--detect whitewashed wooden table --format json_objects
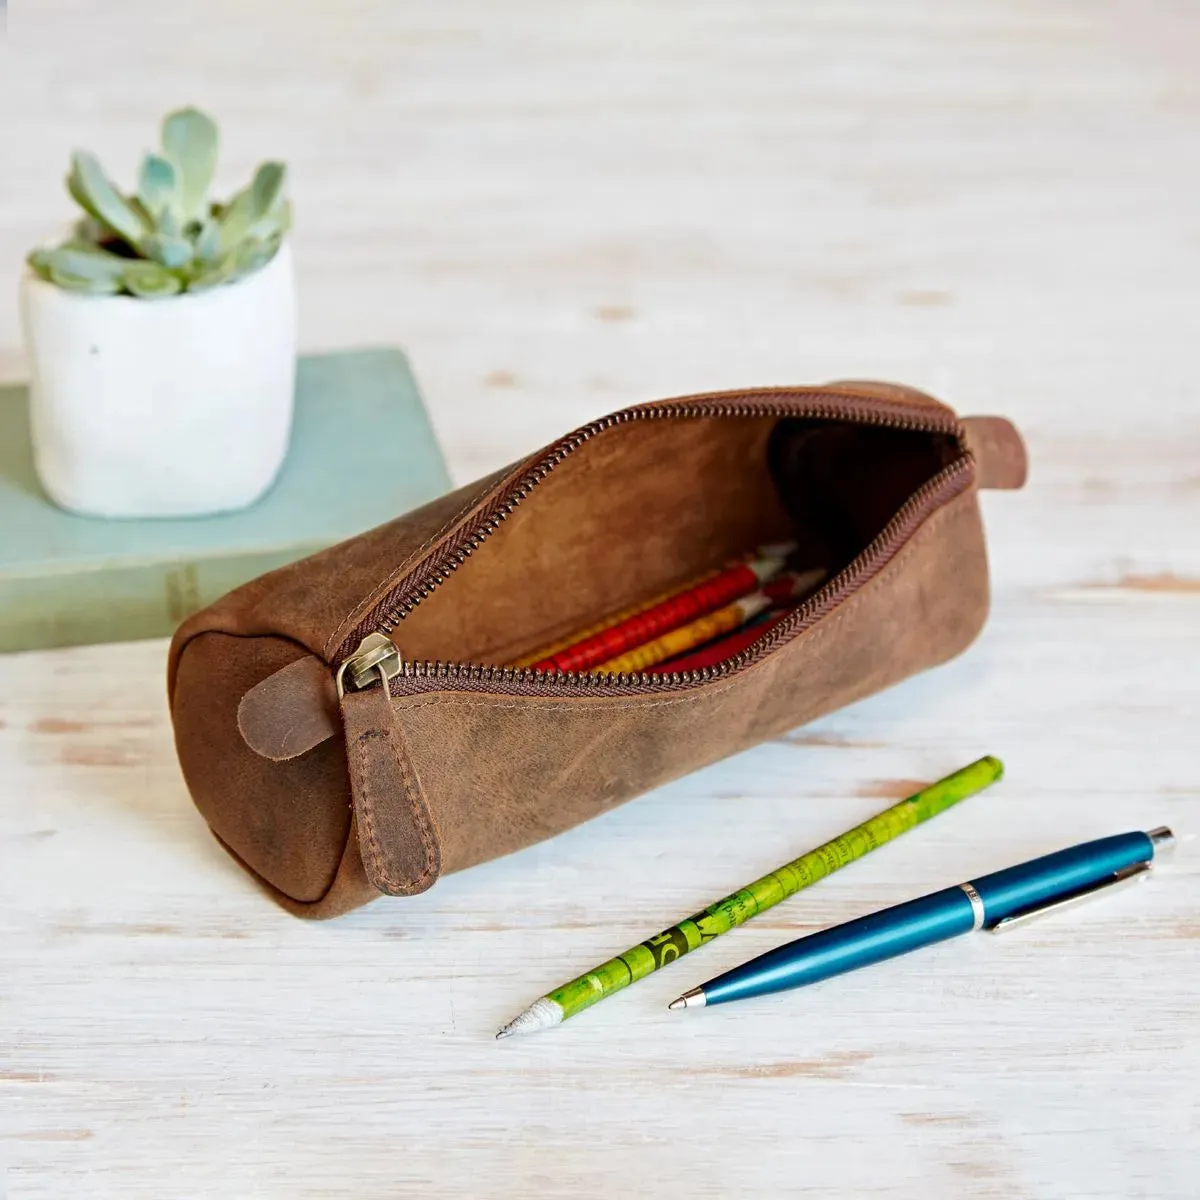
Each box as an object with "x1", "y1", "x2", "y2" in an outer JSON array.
[{"x1": 2, "y1": 3, "x2": 1198, "y2": 1197}]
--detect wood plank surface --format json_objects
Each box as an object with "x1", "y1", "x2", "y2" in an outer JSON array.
[{"x1": 1, "y1": 3, "x2": 1197, "y2": 1197}]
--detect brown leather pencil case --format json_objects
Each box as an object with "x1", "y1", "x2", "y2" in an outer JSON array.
[{"x1": 168, "y1": 381, "x2": 1026, "y2": 918}]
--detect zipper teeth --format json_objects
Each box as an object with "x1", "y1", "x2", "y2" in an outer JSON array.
[
  {"x1": 340, "y1": 390, "x2": 961, "y2": 656},
  {"x1": 387, "y1": 454, "x2": 972, "y2": 695}
]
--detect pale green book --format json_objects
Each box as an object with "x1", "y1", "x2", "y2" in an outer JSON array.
[{"x1": 0, "y1": 347, "x2": 452, "y2": 653}]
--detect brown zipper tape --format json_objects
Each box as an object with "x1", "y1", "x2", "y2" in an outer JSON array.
[
  {"x1": 237, "y1": 406, "x2": 1023, "y2": 763},
  {"x1": 331, "y1": 386, "x2": 964, "y2": 661}
]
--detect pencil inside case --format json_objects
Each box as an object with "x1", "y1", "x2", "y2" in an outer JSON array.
[
  {"x1": 397, "y1": 413, "x2": 961, "y2": 671},
  {"x1": 646, "y1": 609, "x2": 791, "y2": 675},
  {"x1": 172, "y1": 384, "x2": 1026, "y2": 916}
]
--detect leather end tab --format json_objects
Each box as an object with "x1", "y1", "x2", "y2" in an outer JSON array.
[
  {"x1": 342, "y1": 687, "x2": 442, "y2": 897},
  {"x1": 238, "y1": 654, "x2": 340, "y2": 761},
  {"x1": 962, "y1": 416, "x2": 1028, "y2": 490}
]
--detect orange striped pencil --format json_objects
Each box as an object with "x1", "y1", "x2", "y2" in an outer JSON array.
[
  {"x1": 532, "y1": 551, "x2": 791, "y2": 674},
  {"x1": 511, "y1": 569, "x2": 723, "y2": 667},
  {"x1": 592, "y1": 567, "x2": 825, "y2": 675},
  {"x1": 515, "y1": 542, "x2": 797, "y2": 670}
]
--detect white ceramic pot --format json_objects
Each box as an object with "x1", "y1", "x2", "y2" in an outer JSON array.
[{"x1": 19, "y1": 242, "x2": 297, "y2": 518}]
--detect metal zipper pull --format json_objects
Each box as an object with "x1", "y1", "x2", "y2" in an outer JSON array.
[{"x1": 335, "y1": 632, "x2": 402, "y2": 699}]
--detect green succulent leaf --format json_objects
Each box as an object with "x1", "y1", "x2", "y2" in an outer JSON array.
[
  {"x1": 26, "y1": 248, "x2": 54, "y2": 280},
  {"x1": 215, "y1": 162, "x2": 288, "y2": 254},
  {"x1": 241, "y1": 216, "x2": 281, "y2": 247},
  {"x1": 137, "y1": 153, "x2": 181, "y2": 222},
  {"x1": 68, "y1": 152, "x2": 151, "y2": 251},
  {"x1": 144, "y1": 233, "x2": 194, "y2": 269},
  {"x1": 251, "y1": 162, "x2": 286, "y2": 216},
  {"x1": 66, "y1": 170, "x2": 94, "y2": 221},
  {"x1": 186, "y1": 254, "x2": 238, "y2": 291},
  {"x1": 42, "y1": 107, "x2": 290, "y2": 298},
  {"x1": 243, "y1": 199, "x2": 292, "y2": 246},
  {"x1": 237, "y1": 230, "x2": 283, "y2": 277},
  {"x1": 157, "y1": 207, "x2": 182, "y2": 238},
  {"x1": 127, "y1": 195, "x2": 154, "y2": 226},
  {"x1": 193, "y1": 217, "x2": 222, "y2": 263},
  {"x1": 71, "y1": 214, "x2": 110, "y2": 246},
  {"x1": 161, "y1": 107, "x2": 219, "y2": 226},
  {"x1": 122, "y1": 261, "x2": 184, "y2": 298},
  {"x1": 49, "y1": 265, "x2": 123, "y2": 295},
  {"x1": 34, "y1": 245, "x2": 131, "y2": 286},
  {"x1": 215, "y1": 198, "x2": 253, "y2": 251}
]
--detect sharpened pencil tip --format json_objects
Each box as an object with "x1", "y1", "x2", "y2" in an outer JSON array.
[{"x1": 494, "y1": 996, "x2": 565, "y2": 1040}]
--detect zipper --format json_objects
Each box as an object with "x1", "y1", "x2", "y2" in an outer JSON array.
[{"x1": 334, "y1": 389, "x2": 974, "y2": 699}]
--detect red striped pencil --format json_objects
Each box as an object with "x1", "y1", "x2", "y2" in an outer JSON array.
[
  {"x1": 531, "y1": 551, "x2": 791, "y2": 674},
  {"x1": 593, "y1": 567, "x2": 824, "y2": 675},
  {"x1": 511, "y1": 568, "x2": 723, "y2": 667},
  {"x1": 513, "y1": 542, "x2": 796, "y2": 667}
]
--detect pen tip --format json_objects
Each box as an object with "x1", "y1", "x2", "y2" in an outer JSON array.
[
  {"x1": 668, "y1": 997, "x2": 686, "y2": 1011},
  {"x1": 495, "y1": 1029, "x2": 512, "y2": 1040},
  {"x1": 668, "y1": 988, "x2": 707, "y2": 1010}
]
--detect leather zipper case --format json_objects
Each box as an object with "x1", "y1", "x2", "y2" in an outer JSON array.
[{"x1": 168, "y1": 381, "x2": 1027, "y2": 918}]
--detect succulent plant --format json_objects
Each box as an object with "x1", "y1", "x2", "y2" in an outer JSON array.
[{"x1": 27, "y1": 107, "x2": 290, "y2": 299}]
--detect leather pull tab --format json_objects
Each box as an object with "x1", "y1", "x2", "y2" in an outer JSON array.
[
  {"x1": 239, "y1": 655, "x2": 340, "y2": 761},
  {"x1": 962, "y1": 416, "x2": 1028, "y2": 490},
  {"x1": 342, "y1": 683, "x2": 442, "y2": 897}
]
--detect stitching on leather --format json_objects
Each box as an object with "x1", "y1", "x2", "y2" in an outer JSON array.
[
  {"x1": 354, "y1": 727, "x2": 438, "y2": 893},
  {"x1": 354, "y1": 730, "x2": 397, "y2": 890},
  {"x1": 323, "y1": 473, "x2": 517, "y2": 660},
  {"x1": 388, "y1": 492, "x2": 975, "y2": 720},
  {"x1": 391, "y1": 730, "x2": 441, "y2": 884}
]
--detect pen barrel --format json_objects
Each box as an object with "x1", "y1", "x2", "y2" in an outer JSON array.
[
  {"x1": 969, "y1": 831, "x2": 1155, "y2": 924},
  {"x1": 515, "y1": 757, "x2": 1003, "y2": 1031},
  {"x1": 691, "y1": 826, "x2": 1160, "y2": 1012},
  {"x1": 702, "y1": 887, "x2": 976, "y2": 1005}
]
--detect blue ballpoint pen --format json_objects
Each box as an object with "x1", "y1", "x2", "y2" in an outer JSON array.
[{"x1": 669, "y1": 827, "x2": 1175, "y2": 1011}]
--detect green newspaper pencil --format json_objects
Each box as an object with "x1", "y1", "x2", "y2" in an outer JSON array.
[{"x1": 496, "y1": 755, "x2": 1003, "y2": 1038}]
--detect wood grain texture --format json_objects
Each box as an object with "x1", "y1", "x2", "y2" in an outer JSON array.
[{"x1": 1, "y1": 2, "x2": 1198, "y2": 1197}]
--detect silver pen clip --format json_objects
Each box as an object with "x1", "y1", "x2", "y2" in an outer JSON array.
[
  {"x1": 989, "y1": 861, "x2": 1151, "y2": 933},
  {"x1": 990, "y1": 825, "x2": 1174, "y2": 933}
]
